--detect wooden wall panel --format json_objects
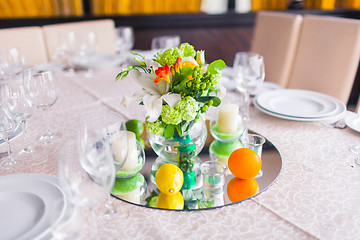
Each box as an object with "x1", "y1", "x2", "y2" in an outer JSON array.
[{"x1": 134, "y1": 27, "x2": 253, "y2": 66}]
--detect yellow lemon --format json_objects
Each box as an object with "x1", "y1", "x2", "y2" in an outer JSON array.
[
  {"x1": 157, "y1": 192, "x2": 184, "y2": 210},
  {"x1": 155, "y1": 163, "x2": 183, "y2": 195}
]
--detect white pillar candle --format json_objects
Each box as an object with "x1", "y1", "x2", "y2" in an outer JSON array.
[
  {"x1": 217, "y1": 103, "x2": 239, "y2": 134},
  {"x1": 112, "y1": 131, "x2": 138, "y2": 171}
]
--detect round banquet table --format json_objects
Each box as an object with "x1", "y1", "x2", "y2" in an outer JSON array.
[{"x1": 0, "y1": 65, "x2": 359, "y2": 240}]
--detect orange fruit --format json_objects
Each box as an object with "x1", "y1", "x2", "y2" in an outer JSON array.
[
  {"x1": 228, "y1": 148, "x2": 262, "y2": 179},
  {"x1": 181, "y1": 60, "x2": 196, "y2": 69},
  {"x1": 227, "y1": 177, "x2": 259, "y2": 203}
]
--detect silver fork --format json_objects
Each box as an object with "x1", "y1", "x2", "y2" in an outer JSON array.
[{"x1": 327, "y1": 119, "x2": 347, "y2": 129}]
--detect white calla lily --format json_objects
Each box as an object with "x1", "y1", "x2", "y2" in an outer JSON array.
[{"x1": 121, "y1": 63, "x2": 181, "y2": 122}]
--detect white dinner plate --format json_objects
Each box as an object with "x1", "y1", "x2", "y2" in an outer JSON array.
[
  {"x1": 254, "y1": 96, "x2": 346, "y2": 122},
  {"x1": 345, "y1": 115, "x2": 360, "y2": 133},
  {"x1": 256, "y1": 89, "x2": 341, "y2": 119},
  {"x1": 71, "y1": 54, "x2": 125, "y2": 69},
  {"x1": 0, "y1": 174, "x2": 67, "y2": 240},
  {"x1": 0, "y1": 192, "x2": 45, "y2": 240}
]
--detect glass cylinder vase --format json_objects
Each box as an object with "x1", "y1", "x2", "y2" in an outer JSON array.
[{"x1": 148, "y1": 117, "x2": 207, "y2": 209}]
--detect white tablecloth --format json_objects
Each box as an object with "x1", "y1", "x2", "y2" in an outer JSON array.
[{"x1": 1, "y1": 66, "x2": 359, "y2": 240}]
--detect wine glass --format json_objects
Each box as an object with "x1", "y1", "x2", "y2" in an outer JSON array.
[
  {"x1": 57, "y1": 140, "x2": 108, "y2": 239},
  {"x1": 79, "y1": 31, "x2": 98, "y2": 78},
  {"x1": 233, "y1": 52, "x2": 265, "y2": 137},
  {"x1": 59, "y1": 31, "x2": 79, "y2": 77},
  {"x1": 77, "y1": 110, "x2": 128, "y2": 217},
  {"x1": 151, "y1": 35, "x2": 180, "y2": 51},
  {"x1": 349, "y1": 107, "x2": 360, "y2": 166},
  {"x1": 32, "y1": 70, "x2": 61, "y2": 143},
  {"x1": 0, "y1": 48, "x2": 25, "y2": 78},
  {"x1": 0, "y1": 106, "x2": 19, "y2": 169},
  {"x1": 1, "y1": 69, "x2": 37, "y2": 155},
  {"x1": 115, "y1": 26, "x2": 134, "y2": 56}
]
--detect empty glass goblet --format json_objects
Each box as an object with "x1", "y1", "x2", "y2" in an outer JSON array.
[
  {"x1": 77, "y1": 110, "x2": 128, "y2": 217},
  {"x1": 58, "y1": 140, "x2": 109, "y2": 239},
  {"x1": 151, "y1": 35, "x2": 180, "y2": 51},
  {"x1": 233, "y1": 52, "x2": 265, "y2": 137},
  {"x1": 0, "y1": 106, "x2": 19, "y2": 169},
  {"x1": 1, "y1": 69, "x2": 37, "y2": 155},
  {"x1": 349, "y1": 107, "x2": 360, "y2": 166},
  {"x1": 33, "y1": 70, "x2": 61, "y2": 143},
  {"x1": 115, "y1": 26, "x2": 134, "y2": 56},
  {"x1": 0, "y1": 48, "x2": 25, "y2": 78},
  {"x1": 59, "y1": 31, "x2": 79, "y2": 77},
  {"x1": 79, "y1": 31, "x2": 98, "y2": 78}
]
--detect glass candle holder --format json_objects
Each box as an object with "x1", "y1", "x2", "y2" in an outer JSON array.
[
  {"x1": 201, "y1": 161, "x2": 227, "y2": 193},
  {"x1": 241, "y1": 133, "x2": 266, "y2": 157},
  {"x1": 209, "y1": 103, "x2": 245, "y2": 142},
  {"x1": 241, "y1": 133, "x2": 266, "y2": 178},
  {"x1": 200, "y1": 160, "x2": 227, "y2": 208}
]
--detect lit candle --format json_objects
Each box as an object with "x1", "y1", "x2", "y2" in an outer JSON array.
[
  {"x1": 112, "y1": 131, "x2": 138, "y2": 171},
  {"x1": 217, "y1": 103, "x2": 239, "y2": 134}
]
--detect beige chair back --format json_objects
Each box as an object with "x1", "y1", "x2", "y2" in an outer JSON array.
[
  {"x1": 42, "y1": 19, "x2": 116, "y2": 60},
  {"x1": 287, "y1": 15, "x2": 360, "y2": 104},
  {"x1": 0, "y1": 26, "x2": 48, "y2": 65},
  {"x1": 250, "y1": 11, "x2": 303, "y2": 87}
]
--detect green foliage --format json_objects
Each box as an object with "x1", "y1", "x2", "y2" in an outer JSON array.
[
  {"x1": 207, "y1": 59, "x2": 226, "y2": 75},
  {"x1": 164, "y1": 124, "x2": 175, "y2": 139},
  {"x1": 116, "y1": 43, "x2": 227, "y2": 139}
]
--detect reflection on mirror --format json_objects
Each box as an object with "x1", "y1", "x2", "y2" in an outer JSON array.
[{"x1": 111, "y1": 130, "x2": 282, "y2": 211}]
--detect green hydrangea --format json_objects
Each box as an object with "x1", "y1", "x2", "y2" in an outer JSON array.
[
  {"x1": 156, "y1": 43, "x2": 196, "y2": 66},
  {"x1": 179, "y1": 43, "x2": 196, "y2": 57},
  {"x1": 156, "y1": 48, "x2": 182, "y2": 66},
  {"x1": 145, "y1": 120, "x2": 164, "y2": 136},
  {"x1": 160, "y1": 105, "x2": 182, "y2": 125},
  {"x1": 175, "y1": 96, "x2": 199, "y2": 121}
]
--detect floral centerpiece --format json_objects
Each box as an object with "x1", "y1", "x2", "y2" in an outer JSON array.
[{"x1": 116, "y1": 43, "x2": 226, "y2": 192}]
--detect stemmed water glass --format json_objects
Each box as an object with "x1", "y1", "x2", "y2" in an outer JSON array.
[
  {"x1": 79, "y1": 31, "x2": 98, "y2": 78},
  {"x1": 1, "y1": 69, "x2": 37, "y2": 155},
  {"x1": 57, "y1": 140, "x2": 110, "y2": 239},
  {"x1": 233, "y1": 52, "x2": 265, "y2": 136},
  {"x1": 151, "y1": 35, "x2": 180, "y2": 51},
  {"x1": 0, "y1": 106, "x2": 19, "y2": 169},
  {"x1": 349, "y1": 107, "x2": 360, "y2": 165},
  {"x1": 77, "y1": 110, "x2": 128, "y2": 217},
  {"x1": 0, "y1": 48, "x2": 25, "y2": 78},
  {"x1": 59, "y1": 31, "x2": 79, "y2": 77},
  {"x1": 115, "y1": 26, "x2": 134, "y2": 56},
  {"x1": 32, "y1": 70, "x2": 61, "y2": 143}
]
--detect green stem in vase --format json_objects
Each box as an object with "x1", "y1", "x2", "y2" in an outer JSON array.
[{"x1": 173, "y1": 134, "x2": 196, "y2": 189}]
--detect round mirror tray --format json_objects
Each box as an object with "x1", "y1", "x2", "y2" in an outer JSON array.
[{"x1": 112, "y1": 131, "x2": 282, "y2": 211}]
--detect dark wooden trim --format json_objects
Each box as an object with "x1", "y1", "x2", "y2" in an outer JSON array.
[{"x1": 1, "y1": 9, "x2": 360, "y2": 30}]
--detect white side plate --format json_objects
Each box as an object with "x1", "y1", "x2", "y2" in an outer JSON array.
[{"x1": 345, "y1": 115, "x2": 360, "y2": 133}]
